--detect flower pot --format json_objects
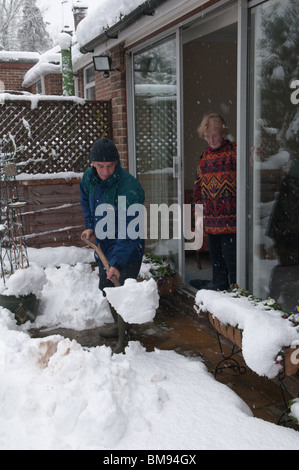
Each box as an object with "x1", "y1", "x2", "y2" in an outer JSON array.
[
  {"x1": 206, "y1": 312, "x2": 242, "y2": 348},
  {"x1": 156, "y1": 273, "x2": 178, "y2": 297},
  {"x1": 0, "y1": 293, "x2": 40, "y2": 325},
  {"x1": 208, "y1": 312, "x2": 215, "y2": 328},
  {"x1": 213, "y1": 317, "x2": 222, "y2": 335},
  {"x1": 233, "y1": 328, "x2": 243, "y2": 349},
  {"x1": 226, "y1": 325, "x2": 236, "y2": 344}
]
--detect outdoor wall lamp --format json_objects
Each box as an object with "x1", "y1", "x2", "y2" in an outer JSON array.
[{"x1": 93, "y1": 56, "x2": 120, "y2": 78}]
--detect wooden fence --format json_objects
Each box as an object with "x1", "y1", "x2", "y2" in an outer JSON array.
[
  {"x1": 0, "y1": 98, "x2": 112, "y2": 248},
  {"x1": 17, "y1": 177, "x2": 84, "y2": 249}
]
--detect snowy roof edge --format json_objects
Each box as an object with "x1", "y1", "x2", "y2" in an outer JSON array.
[{"x1": 79, "y1": 0, "x2": 168, "y2": 54}]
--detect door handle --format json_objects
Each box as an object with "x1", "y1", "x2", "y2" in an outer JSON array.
[{"x1": 173, "y1": 156, "x2": 179, "y2": 179}]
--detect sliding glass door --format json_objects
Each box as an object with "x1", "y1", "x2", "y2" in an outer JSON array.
[
  {"x1": 248, "y1": 0, "x2": 299, "y2": 309},
  {"x1": 133, "y1": 34, "x2": 181, "y2": 270}
]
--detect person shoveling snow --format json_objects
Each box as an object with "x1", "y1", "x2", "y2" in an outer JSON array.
[
  {"x1": 82, "y1": 235, "x2": 159, "y2": 354},
  {"x1": 80, "y1": 138, "x2": 146, "y2": 353}
]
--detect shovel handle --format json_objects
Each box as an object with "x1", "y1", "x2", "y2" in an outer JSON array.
[{"x1": 82, "y1": 234, "x2": 121, "y2": 287}]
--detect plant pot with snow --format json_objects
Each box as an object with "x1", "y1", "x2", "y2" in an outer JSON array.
[
  {"x1": 139, "y1": 253, "x2": 178, "y2": 297},
  {"x1": 233, "y1": 327, "x2": 243, "y2": 349},
  {"x1": 0, "y1": 265, "x2": 46, "y2": 325},
  {"x1": 196, "y1": 287, "x2": 299, "y2": 380},
  {"x1": 0, "y1": 293, "x2": 40, "y2": 325},
  {"x1": 207, "y1": 312, "x2": 243, "y2": 349}
]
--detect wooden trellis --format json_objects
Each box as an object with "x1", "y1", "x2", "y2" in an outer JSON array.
[
  {"x1": 0, "y1": 98, "x2": 112, "y2": 249},
  {"x1": 0, "y1": 152, "x2": 30, "y2": 281},
  {"x1": 0, "y1": 99, "x2": 112, "y2": 175}
]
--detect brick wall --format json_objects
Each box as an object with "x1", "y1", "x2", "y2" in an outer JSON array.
[
  {"x1": 0, "y1": 62, "x2": 37, "y2": 92},
  {"x1": 94, "y1": 43, "x2": 128, "y2": 169},
  {"x1": 44, "y1": 74, "x2": 63, "y2": 95},
  {"x1": 0, "y1": 60, "x2": 62, "y2": 95},
  {"x1": 77, "y1": 69, "x2": 85, "y2": 99}
]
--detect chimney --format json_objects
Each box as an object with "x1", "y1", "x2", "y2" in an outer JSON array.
[{"x1": 73, "y1": 1, "x2": 88, "y2": 31}]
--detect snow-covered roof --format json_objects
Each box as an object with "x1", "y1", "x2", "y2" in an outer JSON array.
[
  {"x1": 76, "y1": 0, "x2": 209, "y2": 55},
  {"x1": 76, "y1": 0, "x2": 145, "y2": 49},
  {"x1": 76, "y1": 0, "x2": 166, "y2": 52},
  {"x1": 21, "y1": 33, "x2": 87, "y2": 88},
  {"x1": 21, "y1": 0, "x2": 172, "y2": 87},
  {"x1": 20, "y1": 0, "x2": 172, "y2": 87},
  {"x1": 22, "y1": 46, "x2": 62, "y2": 88},
  {"x1": 73, "y1": 0, "x2": 88, "y2": 9},
  {"x1": 0, "y1": 51, "x2": 39, "y2": 63}
]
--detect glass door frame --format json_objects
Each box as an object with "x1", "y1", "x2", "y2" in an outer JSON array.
[
  {"x1": 127, "y1": 0, "x2": 247, "y2": 289},
  {"x1": 127, "y1": 30, "x2": 184, "y2": 279}
]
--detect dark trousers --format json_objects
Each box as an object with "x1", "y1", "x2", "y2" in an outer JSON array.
[
  {"x1": 208, "y1": 233, "x2": 236, "y2": 290},
  {"x1": 99, "y1": 260, "x2": 142, "y2": 295}
]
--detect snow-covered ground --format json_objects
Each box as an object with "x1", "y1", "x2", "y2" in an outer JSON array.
[{"x1": 0, "y1": 246, "x2": 299, "y2": 450}]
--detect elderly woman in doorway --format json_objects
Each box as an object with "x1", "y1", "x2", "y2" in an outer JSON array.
[{"x1": 192, "y1": 113, "x2": 237, "y2": 291}]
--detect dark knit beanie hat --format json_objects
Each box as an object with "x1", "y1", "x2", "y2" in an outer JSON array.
[{"x1": 90, "y1": 138, "x2": 120, "y2": 162}]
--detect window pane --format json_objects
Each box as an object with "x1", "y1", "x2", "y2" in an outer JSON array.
[
  {"x1": 133, "y1": 35, "x2": 178, "y2": 263},
  {"x1": 86, "y1": 86, "x2": 95, "y2": 101},
  {"x1": 85, "y1": 66, "x2": 95, "y2": 84},
  {"x1": 248, "y1": 0, "x2": 299, "y2": 310}
]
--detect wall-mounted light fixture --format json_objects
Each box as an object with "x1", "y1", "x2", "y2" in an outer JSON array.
[{"x1": 93, "y1": 56, "x2": 119, "y2": 78}]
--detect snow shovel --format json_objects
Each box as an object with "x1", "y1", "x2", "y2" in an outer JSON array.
[
  {"x1": 82, "y1": 235, "x2": 129, "y2": 354},
  {"x1": 82, "y1": 234, "x2": 120, "y2": 287}
]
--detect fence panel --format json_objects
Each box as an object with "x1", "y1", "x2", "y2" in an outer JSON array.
[
  {"x1": 17, "y1": 178, "x2": 85, "y2": 248},
  {"x1": 0, "y1": 98, "x2": 112, "y2": 248},
  {"x1": 0, "y1": 98, "x2": 112, "y2": 174}
]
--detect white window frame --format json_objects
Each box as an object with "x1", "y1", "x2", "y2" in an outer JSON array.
[{"x1": 84, "y1": 64, "x2": 95, "y2": 100}]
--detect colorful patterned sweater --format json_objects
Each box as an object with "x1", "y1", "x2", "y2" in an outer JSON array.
[{"x1": 193, "y1": 140, "x2": 237, "y2": 235}]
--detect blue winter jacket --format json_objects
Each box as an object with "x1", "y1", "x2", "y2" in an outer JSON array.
[{"x1": 80, "y1": 162, "x2": 145, "y2": 270}]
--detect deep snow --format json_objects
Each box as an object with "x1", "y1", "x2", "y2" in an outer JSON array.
[{"x1": 0, "y1": 246, "x2": 299, "y2": 450}]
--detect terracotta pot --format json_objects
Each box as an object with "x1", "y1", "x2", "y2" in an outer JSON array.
[
  {"x1": 208, "y1": 312, "x2": 215, "y2": 328},
  {"x1": 220, "y1": 322, "x2": 228, "y2": 337},
  {"x1": 205, "y1": 312, "x2": 243, "y2": 348},
  {"x1": 233, "y1": 328, "x2": 243, "y2": 349},
  {"x1": 226, "y1": 325, "x2": 235, "y2": 343},
  {"x1": 0, "y1": 293, "x2": 40, "y2": 325},
  {"x1": 213, "y1": 317, "x2": 222, "y2": 335}
]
